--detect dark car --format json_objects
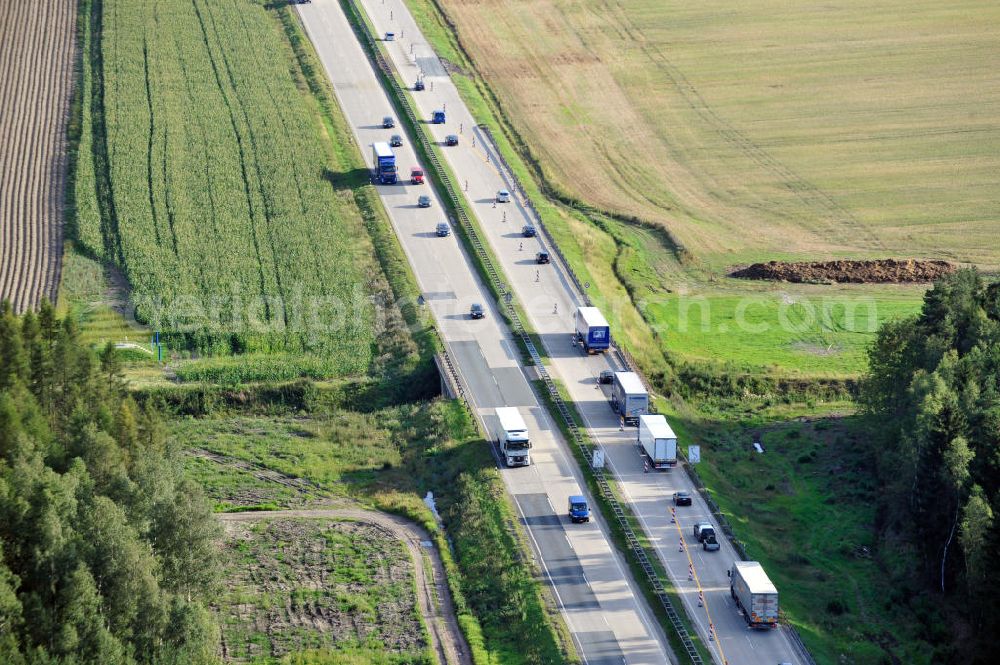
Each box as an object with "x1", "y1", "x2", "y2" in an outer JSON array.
[
  {"x1": 417, "y1": 195, "x2": 431, "y2": 208},
  {"x1": 693, "y1": 523, "x2": 716, "y2": 542},
  {"x1": 445, "y1": 134, "x2": 459, "y2": 146},
  {"x1": 435, "y1": 222, "x2": 450, "y2": 237},
  {"x1": 414, "y1": 79, "x2": 425, "y2": 91},
  {"x1": 672, "y1": 491, "x2": 692, "y2": 506},
  {"x1": 536, "y1": 250, "x2": 550, "y2": 264},
  {"x1": 522, "y1": 225, "x2": 537, "y2": 238},
  {"x1": 598, "y1": 370, "x2": 615, "y2": 385},
  {"x1": 470, "y1": 303, "x2": 485, "y2": 319},
  {"x1": 389, "y1": 134, "x2": 403, "y2": 147},
  {"x1": 382, "y1": 116, "x2": 395, "y2": 128}
]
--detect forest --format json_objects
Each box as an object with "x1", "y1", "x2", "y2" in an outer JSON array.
[
  {"x1": 862, "y1": 269, "x2": 999, "y2": 658},
  {"x1": 0, "y1": 301, "x2": 221, "y2": 664}
]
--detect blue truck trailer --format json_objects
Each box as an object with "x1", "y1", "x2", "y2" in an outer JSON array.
[
  {"x1": 372, "y1": 142, "x2": 397, "y2": 184},
  {"x1": 574, "y1": 307, "x2": 611, "y2": 353}
]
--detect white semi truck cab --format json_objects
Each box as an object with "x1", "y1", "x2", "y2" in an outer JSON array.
[{"x1": 496, "y1": 407, "x2": 531, "y2": 467}]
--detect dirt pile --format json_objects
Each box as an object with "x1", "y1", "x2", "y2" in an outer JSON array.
[{"x1": 731, "y1": 259, "x2": 956, "y2": 284}]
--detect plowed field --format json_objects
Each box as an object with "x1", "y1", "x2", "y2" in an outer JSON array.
[{"x1": 0, "y1": 0, "x2": 76, "y2": 312}]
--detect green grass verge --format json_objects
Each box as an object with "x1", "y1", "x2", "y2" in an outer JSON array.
[{"x1": 662, "y1": 400, "x2": 936, "y2": 665}]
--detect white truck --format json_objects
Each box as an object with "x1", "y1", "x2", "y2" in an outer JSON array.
[
  {"x1": 496, "y1": 407, "x2": 531, "y2": 467},
  {"x1": 729, "y1": 561, "x2": 779, "y2": 629},
  {"x1": 637, "y1": 415, "x2": 677, "y2": 469},
  {"x1": 611, "y1": 371, "x2": 648, "y2": 425}
]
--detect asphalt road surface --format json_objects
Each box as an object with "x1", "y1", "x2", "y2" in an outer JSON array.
[
  {"x1": 352, "y1": 1, "x2": 810, "y2": 664},
  {"x1": 297, "y1": 2, "x2": 672, "y2": 663}
]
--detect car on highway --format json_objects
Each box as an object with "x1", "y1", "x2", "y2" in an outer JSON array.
[
  {"x1": 569, "y1": 495, "x2": 590, "y2": 523},
  {"x1": 693, "y1": 522, "x2": 717, "y2": 546},
  {"x1": 598, "y1": 370, "x2": 615, "y2": 385},
  {"x1": 382, "y1": 116, "x2": 395, "y2": 128},
  {"x1": 445, "y1": 134, "x2": 459, "y2": 146},
  {"x1": 672, "y1": 491, "x2": 692, "y2": 506},
  {"x1": 496, "y1": 189, "x2": 511, "y2": 203},
  {"x1": 702, "y1": 533, "x2": 720, "y2": 551},
  {"x1": 435, "y1": 222, "x2": 450, "y2": 237},
  {"x1": 384, "y1": 32, "x2": 395, "y2": 41},
  {"x1": 389, "y1": 134, "x2": 403, "y2": 147},
  {"x1": 522, "y1": 225, "x2": 536, "y2": 238},
  {"x1": 470, "y1": 303, "x2": 485, "y2": 319},
  {"x1": 414, "y1": 79, "x2": 425, "y2": 91},
  {"x1": 410, "y1": 167, "x2": 424, "y2": 184},
  {"x1": 536, "y1": 250, "x2": 550, "y2": 264},
  {"x1": 417, "y1": 195, "x2": 431, "y2": 208}
]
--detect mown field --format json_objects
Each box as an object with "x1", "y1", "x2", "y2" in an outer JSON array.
[
  {"x1": 75, "y1": 0, "x2": 383, "y2": 364},
  {"x1": 425, "y1": 0, "x2": 1000, "y2": 270}
]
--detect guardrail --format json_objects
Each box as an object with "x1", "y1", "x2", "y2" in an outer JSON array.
[{"x1": 340, "y1": 2, "x2": 705, "y2": 662}]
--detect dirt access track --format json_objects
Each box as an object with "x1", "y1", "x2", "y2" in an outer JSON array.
[
  {"x1": 732, "y1": 259, "x2": 956, "y2": 284},
  {"x1": 219, "y1": 509, "x2": 472, "y2": 665},
  {"x1": 0, "y1": 0, "x2": 76, "y2": 312}
]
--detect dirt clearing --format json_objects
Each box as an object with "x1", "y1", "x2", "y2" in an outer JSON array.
[
  {"x1": 0, "y1": 0, "x2": 75, "y2": 312},
  {"x1": 731, "y1": 259, "x2": 956, "y2": 284}
]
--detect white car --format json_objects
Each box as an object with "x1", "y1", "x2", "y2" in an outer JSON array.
[{"x1": 496, "y1": 189, "x2": 511, "y2": 203}]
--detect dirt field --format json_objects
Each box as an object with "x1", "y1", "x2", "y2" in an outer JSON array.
[
  {"x1": 192, "y1": 447, "x2": 471, "y2": 664},
  {"x1": 429, "y1": 0, "x2": 1000, "y2": 269},
  {"x1": 731, "y1": 259, "x2": 956, "y2": 284},
  {"x1": 0, "y1": 0, "x2": 76, "y2": 312}
]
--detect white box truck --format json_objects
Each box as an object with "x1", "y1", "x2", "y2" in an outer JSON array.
[
  {"x1": 611, "y1": 372, "x2": 648, "y2": 425},
  {"x1": 637, "y1": 415, "x2": 677, "y2": 469},
  {"x1": 729, "y1": 561, "x2": 779, "y2": 629},
  {"x1": 496, "y1": 407, "x2": 531, "y2": 467}
]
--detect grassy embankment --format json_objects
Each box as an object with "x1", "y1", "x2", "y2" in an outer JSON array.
[{"x1": 64, "y1": 0, "x2": 578, "y2": 662}]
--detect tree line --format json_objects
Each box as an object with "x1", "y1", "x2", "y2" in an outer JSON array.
[
  {"x1": 0, "y1": 301, "x2": 221, "y2": 664},
  {"x1": 861, "y1": 269, "x2": 999, "y2": 656}
]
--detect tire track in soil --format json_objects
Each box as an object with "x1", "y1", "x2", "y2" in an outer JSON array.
[
  {"x1": 0, "y1": 0, "x2": 75, "y2": 313},
  {"x1": 191, "y1": 448, "x2": 471, "y2": 665}
]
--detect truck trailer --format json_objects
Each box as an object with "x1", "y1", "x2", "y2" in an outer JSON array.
[
  {"x1": 574, "y1": 307, "x2": 611, "y2": 353},
  {"x1": 611, "y1": 372, "x2": 648, "y2": 425},
  {"x1": 729, "y1": 561, "x2": 779, "y2": 629},
  {"x1": 495, "y1": 407, "x2": 531, "y2": 467},
  {"x1": 637, "y1": 414, "x2": 677, "y2": 469},
  {"x1": 372, "y1": 142, "x2": 397, "y2": 184}
]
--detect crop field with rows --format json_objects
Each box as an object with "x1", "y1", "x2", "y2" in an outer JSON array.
[
  {"x1": 0, "y1": 0, "x2": 75, "y2": 313},
  {"x1": 77, "y1": 0, "x2": 381, "y2": 363}
]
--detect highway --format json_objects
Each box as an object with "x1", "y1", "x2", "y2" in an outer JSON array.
[
  {"x1": 296, "y1": 2, "x2": 673, "y2": 663},
  {"x1": 347, "y1": 1, "x2": 812, "y2": 664}
]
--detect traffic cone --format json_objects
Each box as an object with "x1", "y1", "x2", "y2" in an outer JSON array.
[
  {"x1": 698, "y1": 591, "x2": 704, "y2": 607},
  {"x1": 670, "y1": 508, "x2": 675, "y2": 524},
  {"x1": 678, "y1": 538, "x2": 684, "y2": 552}
]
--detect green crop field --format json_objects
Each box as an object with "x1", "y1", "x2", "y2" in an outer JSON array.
[
  {"x1": 427, "y1": 0, "x2": 1000, "y2": 269},
  {"x1": 76, "y1": 0, "x2": 382, "y2": 363}
]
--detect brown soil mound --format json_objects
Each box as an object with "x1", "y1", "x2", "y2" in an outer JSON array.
[{"x1": 731, "y1": 259, "x2": 955, "y2": 284}]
